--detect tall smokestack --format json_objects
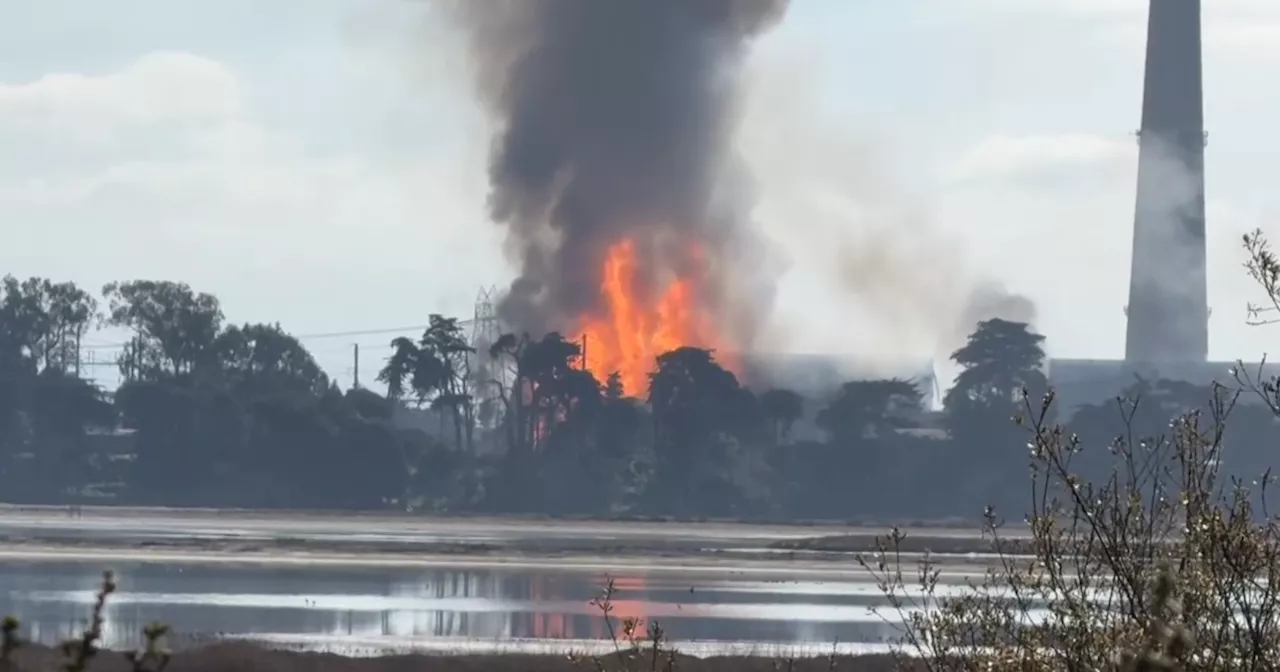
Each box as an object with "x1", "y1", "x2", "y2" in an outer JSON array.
[{"x1": 1124, "y1": 0, "x2": 1208, "y2": 364}]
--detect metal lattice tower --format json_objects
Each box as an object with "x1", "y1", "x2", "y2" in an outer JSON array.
[
  {"x1": 1124, "y1": 0, "x2": 1208, "y2": 365},
  {"x1": 472, "y1": 286, "x2": 502, "y2": 341},
  {"x1": 469, "y1": 286, "x2": 508, "y2": 427}
]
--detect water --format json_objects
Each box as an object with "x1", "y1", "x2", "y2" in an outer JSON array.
[
  {"x1": 0, "y1": 508, "x2": 1003, "y2": 657},
  {"x1": 0, "y1": 560, "x2": 923, "y2": 656}
]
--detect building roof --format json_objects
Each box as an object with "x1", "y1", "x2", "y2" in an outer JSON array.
[
  {"x1": 1047, "y1": 357, "x2": 1280, "y2": 416},
  {"x1": 743, "y1": 351, "x2": 936, "y2": 395}
]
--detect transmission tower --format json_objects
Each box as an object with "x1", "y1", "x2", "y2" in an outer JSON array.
[
  {"x1": 469, "y1": 286, "x2": 508, "y2": 430},
  {"x1": 472, "y1": 285, "x2": 504, "y2": 353}
]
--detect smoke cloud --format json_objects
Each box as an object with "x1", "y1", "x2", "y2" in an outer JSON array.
[
  {"x1": 736, "y1": 45, "x2": 1040, "y2": 383},
  {"x1": 448, "y1": 0, "x2": 789, "y2": 346}
]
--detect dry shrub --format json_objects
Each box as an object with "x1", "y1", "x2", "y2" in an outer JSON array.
[{"x1": 863, "y1": 385, "x2": 1280, "y2": 672}]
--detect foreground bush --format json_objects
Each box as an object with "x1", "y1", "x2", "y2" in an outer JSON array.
[{"x1": 866, "y1": 384, "x2": 1280, "y2": 672}]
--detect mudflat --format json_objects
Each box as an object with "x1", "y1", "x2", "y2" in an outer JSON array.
[{"x1": 0, "y1": 504, "x2": 1012, "y2": 567}]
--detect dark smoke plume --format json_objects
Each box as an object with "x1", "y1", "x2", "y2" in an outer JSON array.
[{"x1": 451, "y1": 0, "x2": 788, "y2": 341}]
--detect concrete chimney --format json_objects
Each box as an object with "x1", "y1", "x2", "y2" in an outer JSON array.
[{"x1": 1123, "y1": 0, "x2": 1208, "y2": 365}]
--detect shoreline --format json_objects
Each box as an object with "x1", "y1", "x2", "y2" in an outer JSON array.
[
  {"x1": 0, "y1": 504, "x2": 1025, "y2": 578},
  {"x1": 0, "y1": 538, "x2": 1005, "y2": 563},
  {"x1": 0, "y1": 527, "x2": 1010, "y2": 569},
  {"x1": 0, "y1": 507, "x2": 970, "y2": 670},
  {"x1": 0, "y1": 502, "x2": 981, "y2": 530},
  {"x1": 0, "y1": 540, "x2": 997, "y2": 580}
]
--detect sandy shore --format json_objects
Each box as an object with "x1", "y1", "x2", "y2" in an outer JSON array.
[{"x1": 0, "y1": 503, "x2": 985, "y2": 538}]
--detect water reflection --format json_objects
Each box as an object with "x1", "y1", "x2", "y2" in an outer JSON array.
[{"x1": 1, "y1": 561, "x2": 908, "y2": 653}]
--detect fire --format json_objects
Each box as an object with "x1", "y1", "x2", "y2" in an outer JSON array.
[{"x1": 576, "y1": 238, "x2": 735, "y2": 397}]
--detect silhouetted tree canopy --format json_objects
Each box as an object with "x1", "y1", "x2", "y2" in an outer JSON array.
[{"x1": 0, "y1": 274, "x2": 1270, "y2": 521}]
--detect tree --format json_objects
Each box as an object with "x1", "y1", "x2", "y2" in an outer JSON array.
[
  {"x1": 592, "y1": 371, "x2": 651, "y2": 508},
  {"x1": 944, "y1": 318, "x2": 1047, "y2": 436},
  {"x1": 648, "y1": 347, "x2": 742, "y2": 449},
  {"x1": 101, "y1": 280, "x2": 223, "y2": 380},
  {"x1": 646, "y1": 347, "x2": 752, "y2": 515},
  {"x1": 0, "y1": 276, "x2": 98, "y2": 375},
  {"x1": 520, "y1": 333, "x2": 600, "y2": 455},
  {"x1": 0, "y1": 277, "x2": 109, "y2": 500},
  {"x1": 345, "y1": 387, "x2": 394, "y2": 421},
  {"x1": 25, "y1": 370, "x2": 115, "y2": 497},
  {"x1": 115, "y1": 380, "x2": 247, "y2": 504},
  {"x1": 943, "y1": 318, "x2": 1047, "y2": 513},
  {"x1": 379, "y1": 315, "x2": 475, "y2": 451},
  {"x1": 0, "y1": 280, "x2": 40, "y2": 461},
  {"x1": 214, "y1": 323, "x2": 329, "y2": 396},
  {"x1": 817, "y1": 378, "x2": 923, "y2": 446},
  {"x1": 481, "y1": 331, "x2": 615, "y2": 511},
  {"x1": 946, "y1": 318, "x2": 1047, "y2": 407},
  {"x1": 804, "y1": 378, "x2": 924, "y2": 516},
  {"x1": 759, "y1": 388, "x2": 804, "y2": 445},
  {"x1": 488, "y1": 332, "x2": 596, "y2": 457}
]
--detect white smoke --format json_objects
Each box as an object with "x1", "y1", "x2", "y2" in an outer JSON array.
[{"x1": 736, "y1": 41, "x2": 1038, "y2": 388}]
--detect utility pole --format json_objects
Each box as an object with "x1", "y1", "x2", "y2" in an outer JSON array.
[{"x1": 352, "y1": 343, "x2": 360, "y2": 389}]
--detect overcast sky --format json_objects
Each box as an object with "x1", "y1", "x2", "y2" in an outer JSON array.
[{"x1": 1, "y1": 0, "x2": 1278, "y2": 389}]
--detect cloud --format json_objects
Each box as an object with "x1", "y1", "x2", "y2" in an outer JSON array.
[
  {"x1": 0, "y1": 52, "x2": 243, "y2": 125},
  {"x1": 1208, "y1": 21, "x2": 1280, "y2": 61},
  {"x1": 973, "y1": 0, "x2": 1280, "y2": 61},
  {"x1": 981, "y1": 0, "x2": 1280, "y2": 19},
  {"x1": 947, "y1": 133, "x2": 1132, "y2": 185},
  {"x1": 0, "y1": 50, "x2": 502, "y2": 332}
]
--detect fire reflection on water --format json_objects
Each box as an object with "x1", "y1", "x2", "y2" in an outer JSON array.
[
  {"x1": 524, "y1": 574, "x2": 650, "y2": 641},
  {"x1": 6, "y1": 564, "x2": 892, "y2": 651}
]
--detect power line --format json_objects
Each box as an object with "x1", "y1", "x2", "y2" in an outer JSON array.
[
  {"x1": 285, "y1": 325, "x2": 435, "y2": 341},
  {"x1": 79, "y1": 324, "x2": 437, "y2": 351}
]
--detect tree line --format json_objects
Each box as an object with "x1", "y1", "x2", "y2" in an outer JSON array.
[{"x1": 0, "y1": 275, "x2": 1271, "y2": 519}]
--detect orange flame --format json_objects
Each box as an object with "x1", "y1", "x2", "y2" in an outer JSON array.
[{"x1": 575, "y1": 238, "x2": 735, "y2": 396}]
